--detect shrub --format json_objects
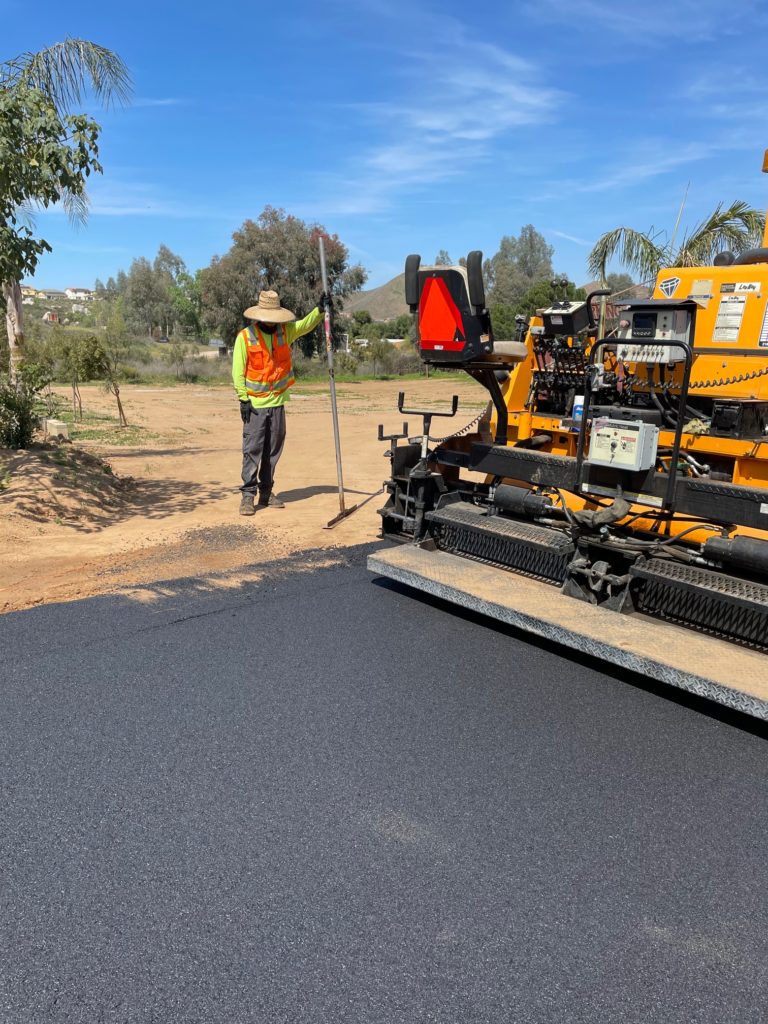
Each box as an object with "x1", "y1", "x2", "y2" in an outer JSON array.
[
  {"x1": 0, "y1": 364, "x2": 52, "y2": 448},
  {"x1": 334, "y1": 351, "x2": 359, "y2": 376}
]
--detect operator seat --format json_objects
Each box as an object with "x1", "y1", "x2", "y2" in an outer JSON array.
[{"x1": 405, "y1": 252, "x2": 528, "y2": 366}]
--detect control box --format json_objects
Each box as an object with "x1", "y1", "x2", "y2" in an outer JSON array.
[
  {"x1": 541, "y1": 300, "x2": 589, "y2": 336},
  {"x1": 587, "y1": 418, "x2": 659, "y2": 472},
  {"x1": 615, "y1": 305, "x2": 693, "y2": 363}
]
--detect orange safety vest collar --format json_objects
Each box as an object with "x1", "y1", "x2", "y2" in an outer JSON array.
[{"x1": 243, "y1": 324, "x2": 296, "y2": 399}]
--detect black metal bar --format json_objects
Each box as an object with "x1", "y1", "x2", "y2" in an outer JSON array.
[
  {"x1": 465, "y1": 367, "x2": 508, "y2": 445},
  {"x1": 467, "y1": 443, "x2": 768, "y2": 530}
]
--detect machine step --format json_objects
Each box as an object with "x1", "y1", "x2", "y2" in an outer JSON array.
[
  {"x1": 631, "y1": 558, "x2": 768, "y2": 650},
  {"x1": 427, "y1": 501, "x2": 574, "y2": 584}
]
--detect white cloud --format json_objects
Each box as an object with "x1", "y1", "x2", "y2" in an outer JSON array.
[
  {"x1": 526, "y1": 0, "x2": 768, "y2": 42},
  {"x1": 301, "y1": 11, "x2": 564, "y2": 216},
  {"x1": 36, "y1": 180, "x2": 229, "y2": 220},
  {"x1": 132, "y1": 97, "x2": 185, "y2": 108},
  {"x1": 531, "y1": 136, "x2": 756, "y2": 202},
  {"x1": 546, "y1": 229, "x2": 592, "y2": 247}
]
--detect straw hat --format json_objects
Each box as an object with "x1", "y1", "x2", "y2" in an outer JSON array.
[{"x1": 244, "y1": 290, "x2": 296, "y2": 323}]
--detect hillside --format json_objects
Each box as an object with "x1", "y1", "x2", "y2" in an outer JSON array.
[{"x1": 344, "y1": 273, "x2": 408, "y2": 320}]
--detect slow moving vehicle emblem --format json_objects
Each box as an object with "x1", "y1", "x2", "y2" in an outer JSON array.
[{"x1": 659, "y1": 277, "x2": 680, "y2": 298}]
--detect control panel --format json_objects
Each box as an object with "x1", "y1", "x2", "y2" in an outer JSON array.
[
  {"x1": 615, "y1": 305, "x2": 693, "y2": 364},
  {"x1": 541, "y1": 300, "x2": 590, "y2": 336},
  {"x1": 587, "y1": 418, "x2": 659, "y2": 472}
]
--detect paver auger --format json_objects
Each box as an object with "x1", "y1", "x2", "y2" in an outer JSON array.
[{"x1": 369, "y1": 161, "x2": 768, "y2": 719}]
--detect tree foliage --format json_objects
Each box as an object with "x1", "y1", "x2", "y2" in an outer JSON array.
[
  {"x1": 2, "y1": 38, "x2": 131, "y2": 113},
  {"x1": 605, "y1": 272, "x2": 636, "y2": 296},
  {"x1": 105, "y1": 245, "x2": 203, "y2": 340},
  {"x1": 0, "y1": 38, "x2": 130, "y2": 378},
  {"x1": 366, "y1": 337, "x2": 392, "y2": 377},
  {"x1": 491, "y1": 280, "x2": 586, "y2": 339},
  {"x1": 200, "y1": 207, "x2": 366, "y2": 353},
  {"x1": 588, "y1": 201, "x2": 765, "y2": 284},
  {"x1": 484, "y1": 226, "x2": 555, "y2": 306},
  {"x1": 0, "y1": 362, "x2": 51, "y2": 447},
  {"x1": 0, "y1": 82, "x2": 101, "y2": 285}
]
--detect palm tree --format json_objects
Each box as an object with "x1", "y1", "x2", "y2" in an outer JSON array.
[
  {"x1": 588, "y1": 201, "x2": 765, "y2": 288},
  {"x1": 1, "y1": 39, "x2": 131, "y2": 377}
]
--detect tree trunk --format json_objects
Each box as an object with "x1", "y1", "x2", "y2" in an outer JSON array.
[
  {"x1": 72, "y1": 377, "x2": 82, "y2": 420},
  {"x1": 113, "y1": 383, "x2": 128, "y2": 427},
  {"x1": 3, "y1": 280, "x2": 25, "y2": 382}
]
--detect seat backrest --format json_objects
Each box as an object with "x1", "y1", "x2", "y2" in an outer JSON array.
[{"x1": 406, "y1": 260, "x2": 493, "y2": 364}]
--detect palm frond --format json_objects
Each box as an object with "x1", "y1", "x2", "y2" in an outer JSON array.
[
  {"x1": 676, "y1": 200, "x2": 765, "y2": 266},
  {"x1": 587, "y1": 227, "x2": 666, "y2": 283},
  {"x1": 3, "y1": 38, "x2": 132, "y2": 111},
  {"x1": 61, "y1": 188, "x2": 90, "y2": 227}
]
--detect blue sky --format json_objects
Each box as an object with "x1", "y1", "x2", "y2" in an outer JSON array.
[{"x1": 9, "y1": 0, "x2": 768, "y2": 291}]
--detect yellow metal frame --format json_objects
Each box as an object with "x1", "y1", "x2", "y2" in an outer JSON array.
[{"x1": 489, "y1": 263, "x2": 768, "y2": 546}]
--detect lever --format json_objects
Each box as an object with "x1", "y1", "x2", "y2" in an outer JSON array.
[
  {"x1": 396, "y1": 392, "x2": 459, "y2": 458},
  {"x1": 377, "y1": 422, "x2": 409, "y2": 443}
]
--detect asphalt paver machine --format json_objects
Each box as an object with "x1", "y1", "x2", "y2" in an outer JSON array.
[{"x1": 369, "y1": 161, "x2": 768, "y2": 719}]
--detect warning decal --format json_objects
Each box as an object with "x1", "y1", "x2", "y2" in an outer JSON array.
[
  {"x1": 713, "y1": 295, "x2": 746, "y2": 342},
  {"x1": 759, "y1": 303, "x2": 768, "y2": 348},
  {"x1": 689, "y1": 278, "x2": 712, "y2": 307}
]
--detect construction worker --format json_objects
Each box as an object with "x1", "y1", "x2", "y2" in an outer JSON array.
[{"x1": 233, "y1": 289, "x2": 327, "y2": 515}]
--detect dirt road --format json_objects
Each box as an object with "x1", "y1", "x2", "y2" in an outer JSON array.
[{"x1": 0, "y1": 377, "x2": 485, "y2": 612}]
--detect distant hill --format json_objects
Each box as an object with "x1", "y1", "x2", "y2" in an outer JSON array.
[
  {"x1": 344, "y1": 274, "x2": 650, "y2": 323},
  {"x1": 344, "y1": 273, "x2": 408, "y2": 321}
]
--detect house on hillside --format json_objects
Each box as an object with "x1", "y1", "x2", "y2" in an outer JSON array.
[
  {"x1": 65, "y1": 287, "x2": 93, "y2": 300},
  {"x1": 40, "y1": 289, "x2": 66, "y2": 302},
  {"x1": 20, "y1": 285, "x2": 37, "y2": 298}
]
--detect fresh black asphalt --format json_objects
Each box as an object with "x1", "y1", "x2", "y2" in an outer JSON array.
[{"x1": 1, "y1": 543, "x2": 766, "y2": 1023}]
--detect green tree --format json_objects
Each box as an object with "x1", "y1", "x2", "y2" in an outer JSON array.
[
  {"x1": 434, "y1": 249, "x2": 452, "y2": 266},
  {"x1": 200, "y1": 207, "x2": 366, "y2": 354},
  {"x1": 0, "y1": 39, "x2": 130, "y2": 380},
  {"x1": 0, "y1": 363, "x2": 52, "y2": 447},
  {"x1": 171, "y1": 269, "x2": 203, "y2": 340},
  {"x1": 164, "y1": 338, "x2": 190, "y2": 380},
  {"x1": 588, "y1": 202, "x2": 765, "y2": 285},
  {"x1": 102, "y1": 304, "x2": 129, "y2": 425},
  {"x1": 123, "y1": 256, "x2": 166, "y2": 337},
  {"x1": 605, "y1": 272, "x2": 635, "y2": 296},
  {"x1": 351, "y1": 309, "x2": 373, "y2": 333},
  {"x1": 484, "y1": 226, "x2": 554, "y2": 306},
  {"x1": 367, "y1": 337, "x2": 392, "y2": 377},
  {"x1": 491, "y1": 279, "x2": 586, "y2": 337},
  {"x1": 57, "y1": 331, "x2": 106, "y2": 420}
]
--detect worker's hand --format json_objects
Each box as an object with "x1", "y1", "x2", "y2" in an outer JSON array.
[
  {"x1": 318, "y1": 291, "x2": 331, "y2": 312},
  {"x1": 239, "y1": 400, "x2": 252, "y2": 424}
]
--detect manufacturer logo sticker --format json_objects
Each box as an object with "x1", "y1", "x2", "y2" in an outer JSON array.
[{"x1": 659, "y1": 277, "x2": 680, "y2": 298}]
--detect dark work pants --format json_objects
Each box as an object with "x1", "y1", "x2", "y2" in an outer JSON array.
[{"x1": 240, "y1": 405, "x2": 286, "y2": 496}]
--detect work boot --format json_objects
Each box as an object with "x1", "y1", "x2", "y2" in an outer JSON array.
[
  {"x1": 239, "y1": 493, "x2": 256, "y2": 516},
  {"x1": 258, "y1": 491, "x2": 285, "y2": 508}
]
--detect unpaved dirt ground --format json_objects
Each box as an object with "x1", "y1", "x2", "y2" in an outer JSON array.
[{"x1": 0, "y1": 377, "x2": 485, "y2": 613}]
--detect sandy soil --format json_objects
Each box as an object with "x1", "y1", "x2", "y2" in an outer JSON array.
[{"x1": 0, "y1": 376, "x2": 486, "y2": 613}]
